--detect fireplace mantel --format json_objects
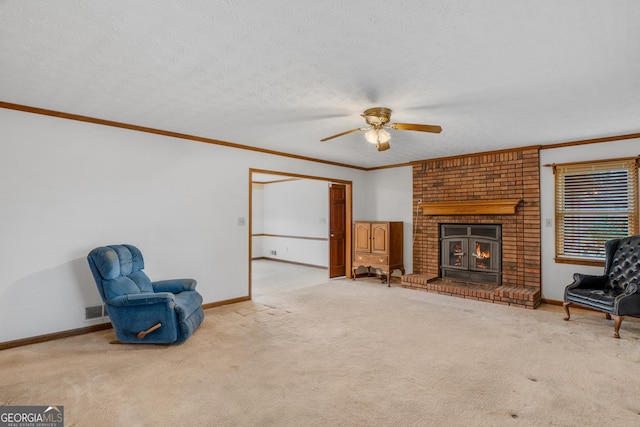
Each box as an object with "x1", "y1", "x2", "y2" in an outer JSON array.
[{"x1": 421, "y1": 199, "x2": 521, "y2": 216}]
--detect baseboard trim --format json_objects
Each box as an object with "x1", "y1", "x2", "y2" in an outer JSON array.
[
  {"x1": 1, "y1": 297, "x2": 252, "y2": 351},
  {"x1": 0, "y1": 323, "x2": 113, "y2": 351},
  {"x1": 255, "y1": 257, "x2": 328, "y2": 270},
  {"x1": 543, "y1": 298, "x2": 601, "y2": 311},
  {"x1": 202, "y1": 296, "x2": 251, "y2": 309},
  {"x1": 542, "y1": 298, "x2": 623, "y2": 315}
]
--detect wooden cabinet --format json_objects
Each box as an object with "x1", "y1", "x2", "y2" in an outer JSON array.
[{"x1": 352, "y1": 221, "x2": 404, "y2": 286}]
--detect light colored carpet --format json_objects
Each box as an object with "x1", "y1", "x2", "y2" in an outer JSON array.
[{"x1": 1, "y1": 277, "x2": 640, "y2": 426}]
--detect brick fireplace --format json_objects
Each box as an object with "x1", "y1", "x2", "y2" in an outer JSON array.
[{"x1": 401, "y1": 148, "x2": 542, "y2": 308}]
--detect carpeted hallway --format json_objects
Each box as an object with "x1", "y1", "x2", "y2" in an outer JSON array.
[{"x1": 1, "y1": 268, "x2": 640, "y2": 426}]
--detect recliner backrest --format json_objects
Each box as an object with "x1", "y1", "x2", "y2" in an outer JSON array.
[
  {"x1": 607, "y1": 235, "x2": 640, "y2": 291},
  {"x1": 87, "y1": 244, "x2": 154, "y2": 301}
]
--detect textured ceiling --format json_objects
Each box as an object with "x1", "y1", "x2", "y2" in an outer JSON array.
[{"x1": 1, "y1": 1, "x2": 639, "y2": 169}]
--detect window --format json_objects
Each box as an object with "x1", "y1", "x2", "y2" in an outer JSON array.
[{"x1": 554, "y1": 158, "x2": 639, "y2": 264}]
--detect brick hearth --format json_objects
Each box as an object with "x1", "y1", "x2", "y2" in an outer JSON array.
[
  {"x1": 400, "y1": 274, "x2": 541, "y2": 309},
  {"x1": 409, "y1": 148, "x2": 541, "y2": 308}
]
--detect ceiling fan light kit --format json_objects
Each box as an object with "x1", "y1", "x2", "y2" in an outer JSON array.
[
  {"x1": 365, "y1": 128, "x2": 390, "y2": 144},
  {"x1": 321, "y1": 107, "x2": 442, "y2": 152},
  {"x1": 365, "y1": 128, "x2": 391, "y2": 152}
]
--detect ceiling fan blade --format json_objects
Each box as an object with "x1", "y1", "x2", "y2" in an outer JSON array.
[
  {"x1": 376, "y1": 141, "x2": 391, "y2": 151},
  {"x1": 320, "y1": 128, "x2": 367, "y2": 142},
  {"x1": 390, "y1": 123, "x2": 442, "y2": 133}
]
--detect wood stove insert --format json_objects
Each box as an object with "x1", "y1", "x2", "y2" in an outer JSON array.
[{"x1": 440, "y1": 224, "x2": 502, "y2": 285}]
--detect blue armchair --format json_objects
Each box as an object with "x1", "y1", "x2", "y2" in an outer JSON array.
[{"x1": 87, "y1": 244, "x2": 204, "y2": 344}]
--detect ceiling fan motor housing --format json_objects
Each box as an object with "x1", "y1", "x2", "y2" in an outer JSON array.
[{"x1": 362, "y1": 107, "x2": 392, "y2": 126}]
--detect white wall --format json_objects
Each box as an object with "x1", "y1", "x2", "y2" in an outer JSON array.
[
  {"x1": 0, "y1": 108, "x2": 370, "y2": 342},
  {"x1": 259, "y1": 179, "x2": 329, "y2": 266},
  {"x1": 540, "y1": 138, "x2": 640, "y2": 301},
  {"x1": 363, "y1": 166, "x2": 414, "y2": 276}
]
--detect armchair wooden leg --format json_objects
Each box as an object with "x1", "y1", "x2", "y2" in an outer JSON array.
[
  {"x1": 137, "y1": 323, "x2": 162, "y2": 339},
  {"x1": 611, "y1": 315, "x2": 624, "y2": 339},
  {"x1": 562, "y1": 302, "x2": 571, "y2": 321},
  {"x1": 605, "y1": 313, "x2": 611, "y2": 320}
]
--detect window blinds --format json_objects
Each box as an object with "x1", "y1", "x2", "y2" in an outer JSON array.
[{"x1": 555, "y1": 159, "x2": 639, "y2": 260}]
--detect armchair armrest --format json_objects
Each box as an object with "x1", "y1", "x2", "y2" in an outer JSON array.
[
  {"x1": 108, "y1": 292, "x2": 175, "y2": 307},
  {"x1": 152, "y1": 278, "x2": 197, "y2": 293},
  {"x1": 621, "y1": 283, "x2": 639, "y2": 296},
  {"x1": 567, "y1": 273, "x2": 608, "y2": 290}
]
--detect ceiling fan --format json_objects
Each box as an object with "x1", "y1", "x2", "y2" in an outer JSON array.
[{"x1": 320, "y1": 107, "x2": 442, "y2": 152}]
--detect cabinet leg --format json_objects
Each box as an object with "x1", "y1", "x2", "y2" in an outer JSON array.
[{"x1": 377, "y1": 271, "x2": 391, "y2": 286}]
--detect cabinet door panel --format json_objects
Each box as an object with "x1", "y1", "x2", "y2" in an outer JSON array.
[
  {"x1": 354, "y1": 222, "x2": 371, "y2": 252},
  {"x1": 371, "y1": 223, "x2": 389, "y2": 254}
]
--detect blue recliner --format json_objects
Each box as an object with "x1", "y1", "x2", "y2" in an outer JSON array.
[{"x1": 87, "y1": 244, "x2": 204, "y2": 344}]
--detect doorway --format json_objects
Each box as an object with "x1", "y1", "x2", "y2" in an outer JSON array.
[{"x1": 249, "y1": 169, "x2": 352, "y2": 298}]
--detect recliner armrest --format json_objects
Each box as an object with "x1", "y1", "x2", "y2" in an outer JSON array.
[
  {"x1": 152, "y1": 278, "x2": 197, "y2": 293},
  {"x1": 108, "y1": 292, "x2": 175, "y2": 306}
]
